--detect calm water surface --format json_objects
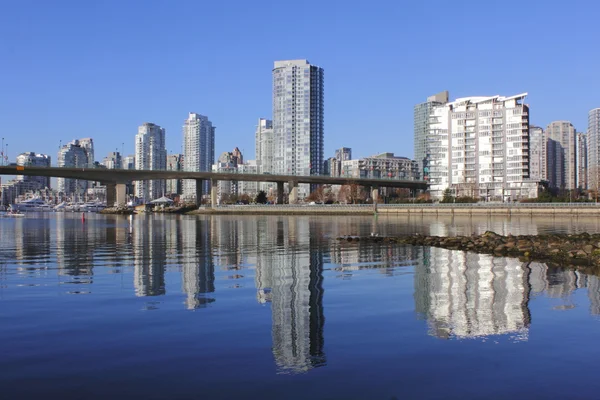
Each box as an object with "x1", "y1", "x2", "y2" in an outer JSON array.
[{"x1": 2, "y1": 213, "x2": 600, "y2": 399}]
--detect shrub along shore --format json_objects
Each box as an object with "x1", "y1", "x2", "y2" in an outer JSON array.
[{"x1": 338, "y1": 231, "x2": 600, "y2": 274}]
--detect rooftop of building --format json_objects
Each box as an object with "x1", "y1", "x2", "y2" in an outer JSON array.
[{"x1": 450, "y1": 93, "x2": 528, "y2": 106}]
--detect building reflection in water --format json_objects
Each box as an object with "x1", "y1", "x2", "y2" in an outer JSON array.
[
  {"x1": 132, "y1": 217, "x2": 166, "y2": 297},
  {"x1": 55, "y1": 217, "x2": 107, "y2": 287},
  {"x1": 254, "y1": 217, "x2": 326, "y2": 374},
  {"x1": 414, "y1": 247, "x2": 531, "y2": 340},
  {"x1": 415, "y1": 247, "x2": 600, "y2": 340},
  {"x1": 180, "y1": 218, "x2": 215, "y2": 309},
  {"x1": 528, "y1": 262, "x2": 600, "y2": 314}
]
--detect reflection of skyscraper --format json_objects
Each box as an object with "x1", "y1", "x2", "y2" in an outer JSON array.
[
  {"x1": 264, "y1": 218, "x2": 326, "y2": 373},
  {"x1": 181, "y1": 219, "x2": 215, "y2": 309},
  {"x1": 587, "y1": 276, "x2": 600, "y2": 315},
  {"x1": 415, "y1": 247, "x2": 530, "y2": 339},
  {"x1": 133, "y1": 217, "x2": 166, "y2": 297}
]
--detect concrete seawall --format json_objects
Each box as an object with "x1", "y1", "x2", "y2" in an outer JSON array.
[
  {"x1": 377, "y1": 206, "x2": 600, "y2": 216},
  {"x1": 187, "y1": 205, "x2": 600, "y2": 216}
]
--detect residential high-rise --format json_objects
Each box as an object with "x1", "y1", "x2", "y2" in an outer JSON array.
[
  {"x1": 273, "y1": 59, "x2": 324, "y2": 198},
  {"x1": 334, "y1": 147, "x2": 352, "y2": 162},
  {"x1": 588, "y1": 108, "x2": 600, "y2": 193},
  {"x1": 255, "y1": 118, "x2": 274, "y2": 193},
  {"x1": 238, "y1": 160, "x2": 259, "y2": 198},
  {"x1": 427, "y1": 93, "x2": 536, "y2": 201},
  {"x1": 135, "y1": 123, "x2": 166, "y2": 201},
  {"x1": 16, "y1": 152, "x2": 51, "y2": 188},
  {"x1": 546, "y1": 121, "x2": 577, "y2": 190},
  {"x1": 122, "y1": 155, "x2": 135, "y2": 170},
  {"x1": 102, "y1": 151, "x2": 122, "y2": 170},
  {"x1": 577, "y1": 132, "x2": 588, "y2": 190},
  {"x1": 57, "y1": 139, "x2": 92, "y2": 197},
  {"x1": 255, "y1": 118, "x2": 274, "y2": 173},
  {"x1": 78, "y1": 138, "x2": 95, "y2": 166},
  {"x1": 529, "y1": 126, "x2": 546, "y2": 182},
  {"x1": 166, "y1": 154, "x2": 184, "y2": 196},
  {"x1": 414, "y1": 91, "x2": 449, "y2": 177},
  {"x1": 183, "y1": 113, "x2": 215, "y2": 200}
]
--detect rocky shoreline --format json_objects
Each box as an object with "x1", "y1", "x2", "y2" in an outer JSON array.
[
  {"x1": 99, "y1": 207, "x2": 135, "y2": 215},
  {"x1": 338, "y1": 231, "x2": 600, "y2": 272}
]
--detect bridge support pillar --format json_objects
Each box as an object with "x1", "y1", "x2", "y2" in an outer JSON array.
[
  {"x1": 371, "y1": 186, "x2": 379, "y2": 213},
  {"x1": 289, "y1": 181, "x2": 299, "y2": 204},
  {"x1": 195, "y1": 179, "x2": 204, "y2": 207},
  {"x1": 106, "y1": 183, "x2": 116, "y2": 207},
  {"x1": 115, "y1": 183, "x2": 127, "y2": 207},
  {"x1": 211, "y1": 178, "x2": 218, "y2": 208},
  {"x1": 277, "y1": 182, "x2": 284, "y2": 204}
]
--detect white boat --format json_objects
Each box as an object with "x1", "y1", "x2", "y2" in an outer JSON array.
[
  {"x1": 0, "y1": 210, "x2": 25, "y2": 218},
  {"x1": 54, "y1": 201, "x2": 68, "y2": 211},
  {"x1": 11, "y1": 198, "x2": 54, "y2": 212},
  {"x1": 80, "y1": 201, "x2": 107, "y2": 213}
]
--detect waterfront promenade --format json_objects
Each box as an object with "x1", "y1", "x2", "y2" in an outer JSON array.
[{"x1": 188, "y1": 203, "x2": 600, "y2": 216}]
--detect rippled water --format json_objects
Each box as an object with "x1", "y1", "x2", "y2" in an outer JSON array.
[{"x1": 2, "y1": 213, "x2": 600, "y2": 399}]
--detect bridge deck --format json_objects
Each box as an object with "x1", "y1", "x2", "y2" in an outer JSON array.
[{"x1": 0, "y1": 166, "x2": 428, "y2": 189}]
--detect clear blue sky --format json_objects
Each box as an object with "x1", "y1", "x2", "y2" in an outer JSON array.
[{"x1": 1, "y1": 0, "x2": 599, "y2": 165}]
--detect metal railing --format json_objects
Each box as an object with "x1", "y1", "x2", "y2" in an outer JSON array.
[{"x1": 201, "y1": 202, "x2": 600, "y2": 209}]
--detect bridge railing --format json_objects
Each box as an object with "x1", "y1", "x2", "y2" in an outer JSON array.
[{"x1": 201, "y1": 202, "x2": 600, "y2": 209}]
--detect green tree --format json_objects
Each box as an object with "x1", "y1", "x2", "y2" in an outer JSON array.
[
  {"x1": 255, "y1": 190, "x2": 268, "y2": 204},
  {"x1": 441, "y1": 188, "x2": 454, "y2": 203}
]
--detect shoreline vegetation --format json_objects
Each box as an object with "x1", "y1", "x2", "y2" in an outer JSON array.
[{"x1": 337, "y1": 231, "x2": 600, "y2": 275}]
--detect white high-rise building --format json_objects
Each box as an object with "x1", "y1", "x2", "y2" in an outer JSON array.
[
  {"x1": 414, "y1": 91, "x2": 449, "y2": 178},
  {"x1": 238, "y1": 160, "x2": 259, "y2": 198},
  {"x1": 577, "y1": 132, "x2": 588, "y2": 190},
  {"x1": 529, "y1": 126, "x2": 546, "y2": 182},
  {"x1": 78, "y1": 138, "x2": 94, "y2": 166},
  {"x1": 183, "y1": 113, "x2": 215, "y2": 200},
  {"x1": 546, "y1": 121, "x2": 577, "y2": 190},
  {"x1": 273, "y1": 60, "x2": 324, "y2": 198},
  {"x1": 135, "y1": 123, "x2": 166, "y2": 201},
  {"x1": 255, "y1": 118, "x2": 274, "y2": 193},
  {"x1": 427, "y1": 93, "x2": 537, "y2": 201},
  {"x1": 16, "y1": 152, "x2": 51, "y2": 188},
  {"x1": 255, "y1": 118, "x2": 273, "y2": 174},
  {"x1": 57, "y1": 139, "x2": 92, "y2": 197},
  {"x1": 588, "y1": 108, "x2": 600, "y2": 192}
]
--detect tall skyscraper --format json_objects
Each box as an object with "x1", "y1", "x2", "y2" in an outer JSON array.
[
  {"x1": 546, "y1": 121, "x2": 577, "y2": 190},
  {"x1": 57, "y1": 139, "x2": 92, "y2": 197},
  {"x1": 166, "y1": 154, "x2": 184, "y2": 196},
  {"x1": 256, "y1": 118, "x2": 273, "y2": 173},
  {"x1": 588, "y1": 108, "x2": 600, "y2": 192},
  {"x1": 529, "y1": 126, "x2": 546, "y2": 182},
  {"x1": 273, "y1": 59, "x2": 324, "y2": 198},
  {"x1": 414, "y1": 91, "x2": 449, "y2": 177},
  {"x1": 183, "y1": 113, "x2": 215, "y2": 200},
  {"x1": 427, "y1": 93, "x2": 536, "y2": 200},
  {"x1": 16, "y1": 152, "x2": 51, "y2": 188},
  {"x1": 255, "y1": 118, "x2": 274, "y2": 193},
  {"x1": 78, "y1": 138, "x2": 95, "y2": 166},
  {"x1": 577, "y1": 132, "x2": 588, "y2": 190},
  {"x1": 135, "y1": 123, "x2": 166, "y2": 201}
]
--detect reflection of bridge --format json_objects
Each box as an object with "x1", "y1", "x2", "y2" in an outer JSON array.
[{"x1": 0, "y1": 166, "x2": 427, "y2": 207}]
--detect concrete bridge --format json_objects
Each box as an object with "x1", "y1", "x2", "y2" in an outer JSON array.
[{"x1": 0, "y1": 166, "x2": 428, "y2": 207}]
